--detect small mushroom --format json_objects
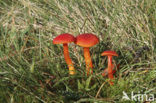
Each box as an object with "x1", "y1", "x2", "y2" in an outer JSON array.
[
  {"x1": 53, "y1": 33, "x2": 76, "y2": 75},
  {"x1": 101, "y1": 51, "x2": 118, "y2": 85},
  {"x1": 75, "y1": 33, "x2": 99, "y2": 75}
]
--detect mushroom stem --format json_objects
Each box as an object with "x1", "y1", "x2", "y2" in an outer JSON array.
[
  {"x1": 63, "y1": 44, "x2": 75, "y2": 75},
  {"x1": 107, "y1": 56, "x2": 114, "y2": 85},
  {"x1": 108, "y1": 56, "x2": 113, "y2": 79},
  {"x1": 102, "y1": 64, "x2": 115, "y2": 77},
  {"x1": 83, "y1": 47, "x2": 93, "y2": 75}
]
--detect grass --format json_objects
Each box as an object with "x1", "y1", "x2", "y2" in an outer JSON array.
[{"x1": 0, "y1": 0, "x2": 156, "y2": 102}]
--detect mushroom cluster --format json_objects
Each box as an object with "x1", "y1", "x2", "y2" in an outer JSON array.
[{"x1": 53, "y1": 33, "x2": 119, "y2": 85}]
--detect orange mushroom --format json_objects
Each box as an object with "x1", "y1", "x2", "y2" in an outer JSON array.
[
  {"x1": 101, "y1": 51, "x2": 118, "y2": 85},
  {"x1": 75, "y1": 33, "x2": 99, "y2": 75},
  {"x1": 53, "y1": 33, "x2": 75, "y2": 75}
]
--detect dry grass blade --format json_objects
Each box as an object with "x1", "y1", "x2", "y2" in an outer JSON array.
[{"x1": 95, "y1": 81, "x2": 106, "y2": 98}]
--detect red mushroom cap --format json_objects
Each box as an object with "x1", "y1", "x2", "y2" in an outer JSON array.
[
  {"x1": 53, "y1": 33, "x2": 75, "y2": 44},
  {"x1": 75, "y1": 33, "x2": 99, "y2": 47},
  {"x1": 101, "y1": 51, "x2": 118, "y2": 56}
]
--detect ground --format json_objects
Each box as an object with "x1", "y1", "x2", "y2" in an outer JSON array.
[{"x1": 0, "y1": 0, "x2": 156, "y2": 103}]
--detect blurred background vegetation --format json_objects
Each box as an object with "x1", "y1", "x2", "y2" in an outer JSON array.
[{"x1": 0, "y1": 0, "x2": 156, "y2": 102}]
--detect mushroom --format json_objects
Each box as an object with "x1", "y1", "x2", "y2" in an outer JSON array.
[
  {"x1": 101, "y1": 51, "x2": 118, "y2": 85},
  {"x1": 75, "y1": 33, "x2": 99, "y2": 75},
  {"x1": 53, "y1": 33, "x2": 76, "y2": 75}
]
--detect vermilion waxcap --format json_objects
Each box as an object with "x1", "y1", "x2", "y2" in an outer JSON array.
[
  {"x1": 75, "y1": 33, "x2": 99, "y2": 47},
  {"x1": 53, "y1": 33, "x2": 75, "y2": 44},
  {"x1": 101, "y1": 51, "x2": 118, "y2": 56}
]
